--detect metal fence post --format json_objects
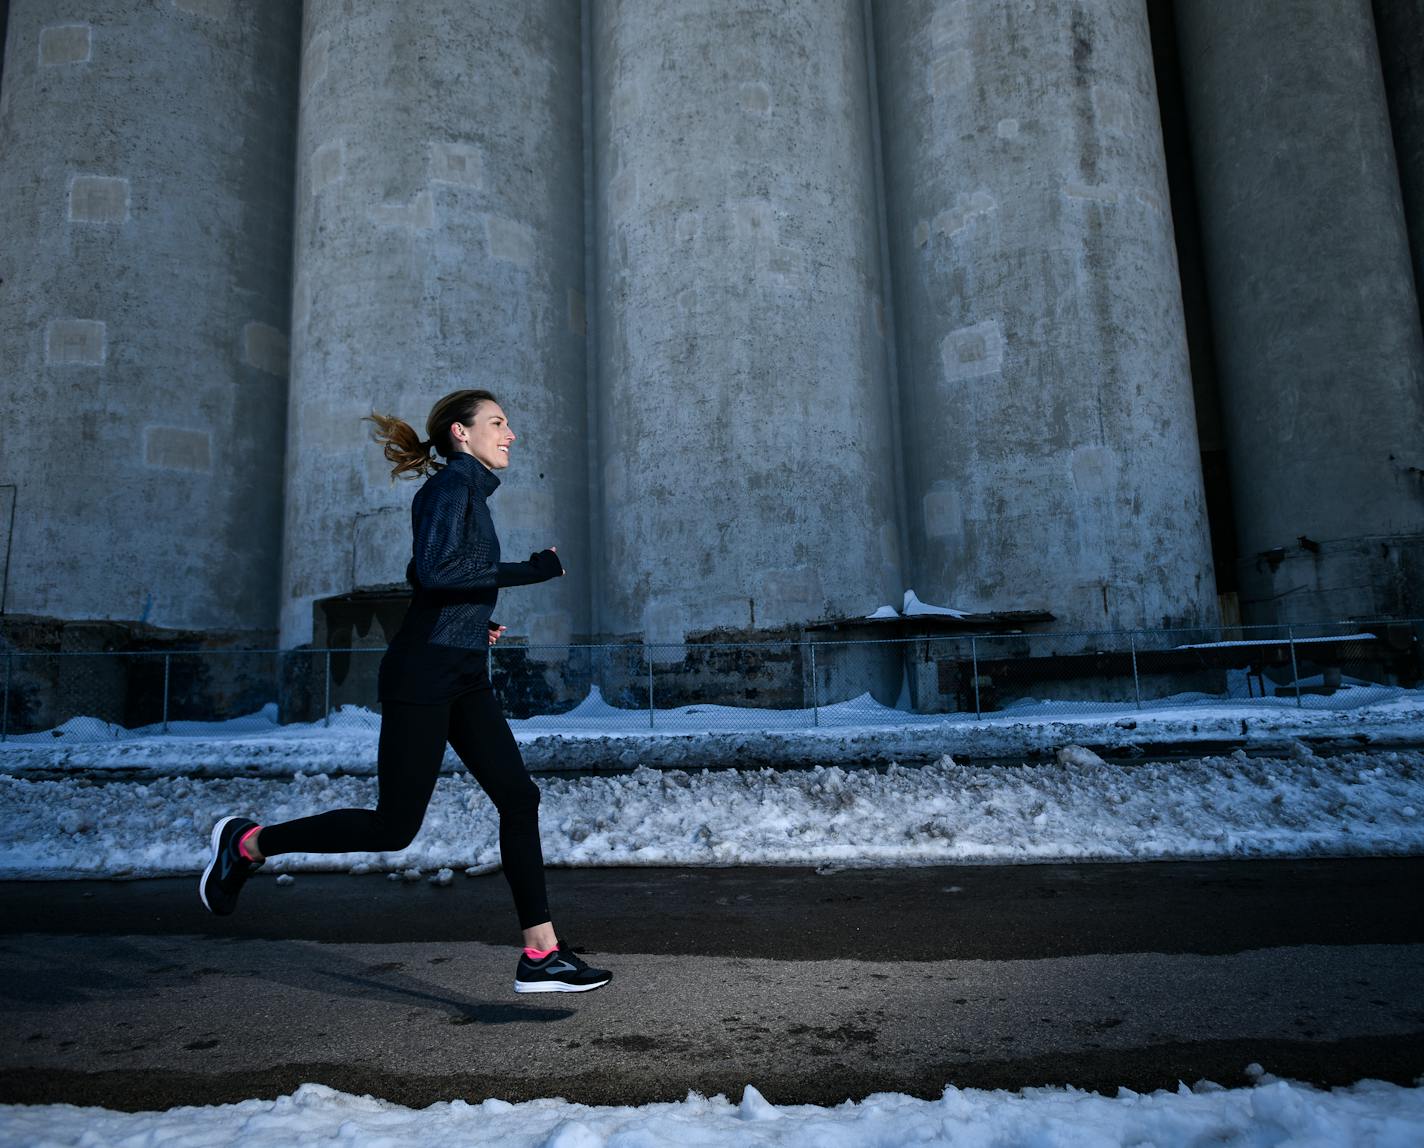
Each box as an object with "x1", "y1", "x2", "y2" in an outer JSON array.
[
  {"x1": 646, "y1": 647, "x2": 655, "y2": 729},
  {"x1": 1129, "y1": 633, "x2": 1141, "y2": 710},
  {"x1": 809, "y1": 642, "x2": 819, "y2": 727},
  {"x1": 1, "y1": 653, "x2": 10, "y2": 742},
  {"x1": 161, "y1": 653, "x2": 171, "y2": 733},
  {"x1": 971, "y1": 637, "x2": 981, "y2": 719},
  {"x1": 323, "y1": 650, "x2": 332, "y2": 727},
  {"x1": 1288, "y1": 626, "x2": 1302, "y2": 708}
]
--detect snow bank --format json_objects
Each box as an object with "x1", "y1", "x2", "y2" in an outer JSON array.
[
  {"x1": 4, "y1": 748, "x2": 1421, "y2": 878},
  {"x1": 4, "y1": 688, "x2": 1423, "y2": 780},
  {"x1": 3, "y1": 1078, "x2": 1423, "y2": 1148}
]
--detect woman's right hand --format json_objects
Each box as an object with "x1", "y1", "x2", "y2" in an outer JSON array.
[{"x1": 529, "y1": 548, "x2": 564, "y2": 580}]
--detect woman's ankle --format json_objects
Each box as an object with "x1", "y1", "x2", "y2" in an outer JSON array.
[{"x1": 237, "y1": 826, "x2": 264, "y2": 863}]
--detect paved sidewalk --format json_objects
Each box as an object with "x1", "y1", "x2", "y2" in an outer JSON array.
[{"x1": 2, "y1": 859, "x2": 1422, "y2": 1109}]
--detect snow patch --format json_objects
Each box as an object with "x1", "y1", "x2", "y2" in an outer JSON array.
[
  {"x1": 2, "y1": 1077, "x2": 1422, "y2": 1147},
  {"x1": 4, "y1": 749, "x2": 1423, "y2": 879}
]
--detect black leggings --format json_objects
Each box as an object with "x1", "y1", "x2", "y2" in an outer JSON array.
[{"x1": 258, "y1": 686, "x2": 550, "y2": 929}]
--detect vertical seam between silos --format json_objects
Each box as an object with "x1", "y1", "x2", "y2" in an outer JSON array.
[
  {"x1": 861, "y1": 0, "x2": 913, "y2": 597},
  {"x1": 581, "y1": 0, "x2": 604, "y2": 640}
]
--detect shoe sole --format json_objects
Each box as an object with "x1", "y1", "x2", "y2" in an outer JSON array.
[
  {"x1": 198, "y1": 815, "x2": 241, "y2": 914},
  {"x1": 514, "y1": 978, "x2": 611, "y2": 994}
]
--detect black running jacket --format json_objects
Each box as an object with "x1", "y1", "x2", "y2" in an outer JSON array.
[{"x1": 378, "y1": 453, "x2": 561, "y2": 702}]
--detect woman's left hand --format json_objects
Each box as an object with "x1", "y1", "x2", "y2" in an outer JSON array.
[{"x1": 488, "y1": 623, "x2": 507, "y2": 646}]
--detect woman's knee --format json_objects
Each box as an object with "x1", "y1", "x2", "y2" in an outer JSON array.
[{"x1": 491, "y1": 776, "x2": 541, "y2": 817}]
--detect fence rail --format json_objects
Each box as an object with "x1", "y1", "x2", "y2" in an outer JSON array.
[{"x1": 1, "y1": 619, "x2": 1420, "y2": 743}]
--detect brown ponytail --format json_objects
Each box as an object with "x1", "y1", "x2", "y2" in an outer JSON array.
[
  {"x1": 365, "y1": 388, "x2": 500, "y2": 480},
  {"x1": 365, "y1": 412, "x2": 438, "y2": 479}
]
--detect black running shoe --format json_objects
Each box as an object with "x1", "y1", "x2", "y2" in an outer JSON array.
[
  {"x1": 514, "y1": 943, "x2": 612, "y2": 994},
  {"x1": 199, "y1": 816, "x2": 263, "y2": 916}
]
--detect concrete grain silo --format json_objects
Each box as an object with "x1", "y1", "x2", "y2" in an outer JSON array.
[
  {"x1": 1374, "y1": 0, "x2": 1424, "y2": 330},
  {"x1": 280, "y1": 0, "x2": 590, "y2": 655},
  {"x1": 591, "y1": 0, "x2": 903, "y2": 646},
  {"x1": 0, "y1": 0, "x2": 300, "y2": 638},
  {"x1": 1176, "y1": 0, "x2": 1424, "y2": 624},
  {"x1": 873, "y1": 0, "x2": 1217, "y2": 633}
]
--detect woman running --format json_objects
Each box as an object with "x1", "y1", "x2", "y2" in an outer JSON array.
[{"x1": 199, "y1": 389, "x2": 610, "y2": 995}]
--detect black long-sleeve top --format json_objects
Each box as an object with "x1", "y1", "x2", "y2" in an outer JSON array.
[{"x1": 378, "y1": 453, "x2": 560, "y2": 703}]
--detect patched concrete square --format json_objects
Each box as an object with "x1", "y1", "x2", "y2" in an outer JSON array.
[
  {"x1": 368, "y1": 191, "x2": 434, "y2": 232},
  {"x1": 733, "y1": 199, "x2": 775, "y2": 245},
  {"x1": 144, "y1": 427, "x2": 212, "y2": 473},
  {"x1": 485, "y1": 215, "x2": 534, "y2": 267},
  {"x1": 310, "y1": 141, "x2": 344, "y2": 195},
  {"x1": 429, "y1": 142, "x2": 483, "y2": 188},
  {"x1": 39, "y1": 24, "x2": 91, "y2": 67},
  {"x1": 44, "y1": 319, "x2": 105, "y2": 365},
  {"x1": 740, "y1": 82, "x2": 772, "y2": 114},
  {"x1": 68, "y1": 176, "x2": 129, "y2": 224},
  {"x1": 242, "y1": 322, "x2": 289, "y2": 378},
  {"x1": 941, "y1": 320, "x2": 1004, "y2": 382},
  {"x1": 353, "y1": 506, "x2": 409, "y2": 588},
  {"x1": 173, "y1": 0, "x2": 231, "y2": 20}
]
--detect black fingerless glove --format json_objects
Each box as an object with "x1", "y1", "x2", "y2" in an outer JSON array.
[{"x1": 528, "y1": 549, "x2": 564, "y2": 581}]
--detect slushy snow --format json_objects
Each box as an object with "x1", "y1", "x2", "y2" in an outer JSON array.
[
  {"x1": 4, "y1": 1078, "x2": 1424, "y2": 1148},
  {"x1": 4, "y1": 684, "x2": 1423, "y2": 779},
  {"x1": 4, "y1": 745, "x2": 1422, "y2": 878}
]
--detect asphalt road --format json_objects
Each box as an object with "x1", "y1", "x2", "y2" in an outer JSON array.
[{"x1": 2, "y1": 858, "x2": 1422, "y2": 1110}]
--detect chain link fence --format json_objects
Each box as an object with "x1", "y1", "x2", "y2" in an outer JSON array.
[{"x1": 2, "y1": 619, "x2": 1420, "y2": 743}]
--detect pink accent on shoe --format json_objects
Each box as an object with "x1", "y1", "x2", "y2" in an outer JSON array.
[
  {"x1": 524, "y1": 946, "x2": 558, "y2": 960},
  {"x1": 237, "y1": 826, "x2": 263, "y2": 863}
]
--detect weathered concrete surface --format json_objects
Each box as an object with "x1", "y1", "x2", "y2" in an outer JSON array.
[
  {"x1": 281, "y1": 0, "x2": 589, "y2": 648},
  {"x1": 592, "y1": 0, "x2": 903, "y2": 644},
  {"x1": 1, "y1": 860, "x2": 1421, "y2": 1108},
  {"x1": 0, "y1": 0, "x2": 299, "y2": 633},
  {"x1": 1375, "y1": 0, "x2": 1424, "y2": 333},
  {"x1": 1176, "y1": 0, "x2": 1424, "y2": 626},
  {"x1": 873, "y1": 0, "x2": 1216, "y2": 633}
]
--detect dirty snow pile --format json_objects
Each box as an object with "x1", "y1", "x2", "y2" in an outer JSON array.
[
  {"x1": 4, "y1": 1077, "x2": 1424, "y2": 1148},
  {"x1": 4, "y1": 685, "x2": 1424, "y2": 777},
  {"x1": 3, "y1": 744, "x2": 1421, "y2": 878}
]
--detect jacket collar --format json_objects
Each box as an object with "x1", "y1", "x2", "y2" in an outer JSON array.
[{"x1": 445, "y1": 451, "x2": 501, "y2": 496}]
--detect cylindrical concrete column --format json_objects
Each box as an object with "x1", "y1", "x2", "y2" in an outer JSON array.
[
  {"x1": 282, "y1": 0, "x2": 589, "y2": 648},
  {"x1": 1374, "y1": 0, "x2": 1424, "y2": 328},
  {"x1": 874, "y1": 0, "x2": 1216, "y2": 632},
  {"x1": 1177, "y1": 0, "x2": 1424, "y2": 624},
  {"x1": 592, "y1": 0, "x2": 902, "y2": 644},
  {"x1": 0, "y1": 0, "x2": 300, "y2": 635}
]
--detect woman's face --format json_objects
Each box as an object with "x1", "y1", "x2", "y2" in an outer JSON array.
[{"x1": 453, "y1": 401, "x2": 516, "y2": 470}]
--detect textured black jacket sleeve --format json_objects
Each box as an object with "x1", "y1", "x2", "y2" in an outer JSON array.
[
  {"x1": 412, "y1": 476, "x2": 563, "y2": 592},
  {"x1": 412, "y1": 480, "x2": 500, "y2": 591}
]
